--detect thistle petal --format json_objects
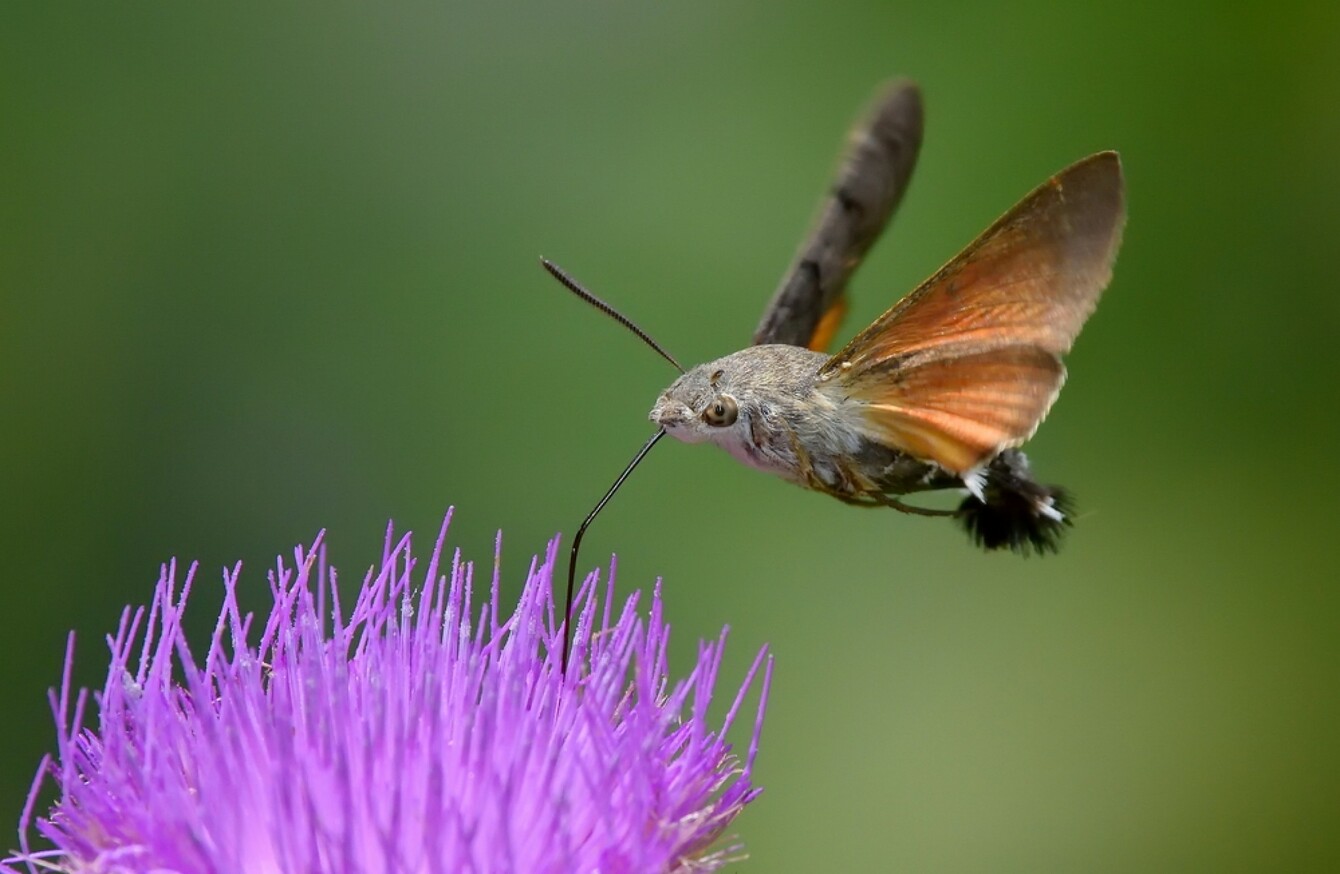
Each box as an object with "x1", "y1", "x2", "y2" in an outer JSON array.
[{"x1": 4, "y1": 511, "x2": 771, "y2": 874}]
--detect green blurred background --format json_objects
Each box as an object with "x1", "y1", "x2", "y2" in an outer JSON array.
[{"x1": 4, "y1": 2, "x2": 1338, "y2": 871}]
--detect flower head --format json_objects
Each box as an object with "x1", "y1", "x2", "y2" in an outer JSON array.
[{"x1": 5, "y1": 511, "x2": 771, "y2": 873}]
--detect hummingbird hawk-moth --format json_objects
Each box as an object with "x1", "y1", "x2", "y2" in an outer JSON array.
[{"x1": 544, "y1": 80, "x2": 1126, "y2": 668}]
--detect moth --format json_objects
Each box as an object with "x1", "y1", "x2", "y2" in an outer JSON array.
[{"x1": 544, "y1": 80, "x2": 1125, "y2": 668}]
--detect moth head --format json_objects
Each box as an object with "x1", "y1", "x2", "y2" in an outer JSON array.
[{"x1": 650, "y1": 365, "x2": 743, "y2": 444}]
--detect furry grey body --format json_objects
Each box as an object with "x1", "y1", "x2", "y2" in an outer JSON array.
[{"x1": 650, "y1": 344, "x2": 960, "y2": 499}]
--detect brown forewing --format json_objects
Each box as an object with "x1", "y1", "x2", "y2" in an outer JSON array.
[
  {"x1": 822, "y1": 151, "x2": 1126, "y2": 473},
  {"x1": 753, "y1": 80, "x2": 924, "y2": 350}
]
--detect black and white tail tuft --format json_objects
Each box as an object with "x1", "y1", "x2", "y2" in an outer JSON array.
[{"x1": 957, "y1": 450, "x2": 1073, "y2": 555}]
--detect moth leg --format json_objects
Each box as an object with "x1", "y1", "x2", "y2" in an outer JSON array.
[
  {"x1": 781, "y1": 423, "x2": 952, "y2": 517},
  {"x1": 833, "y1": 456, "x2": 959, "y2": 518},
  {"x1": 869, "y1": 493, "x2": 959, "y2": 518},
  {"x1": 783, "y1": 424, "x2": 883, "y2": 507},
  {"x1": 821, "y1": 488, "x2": 884, "y2": 509},
  {"x1": 785, "y1": 428, "x2": 833, "y2": 493}
]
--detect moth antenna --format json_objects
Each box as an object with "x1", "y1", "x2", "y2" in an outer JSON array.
[
  {"x1": 562, "y1": 428, "x2": 667, "y2": 674},
  {"x1": 541, "y1": 258, "x2": 684, "y2": 373}
]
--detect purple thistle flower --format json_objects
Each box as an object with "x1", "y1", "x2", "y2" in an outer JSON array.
[{"x1": 4, "y1": 511, "x2": 772, "y2": 874}]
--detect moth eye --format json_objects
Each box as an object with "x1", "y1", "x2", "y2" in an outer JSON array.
[{"x1": 701, "y1": 395, "x2": 738, "y2": 427}]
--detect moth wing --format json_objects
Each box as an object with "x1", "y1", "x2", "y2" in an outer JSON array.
[
  {"x1": 753, "y1": 80, "x2": 923, "y2": 351},
  {"x1": 821, "y1": 151, "x2": 1126, "y2": 473},
  {"x1": 850, "y1": 346, "x2": 1066, "y2": 474}
]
